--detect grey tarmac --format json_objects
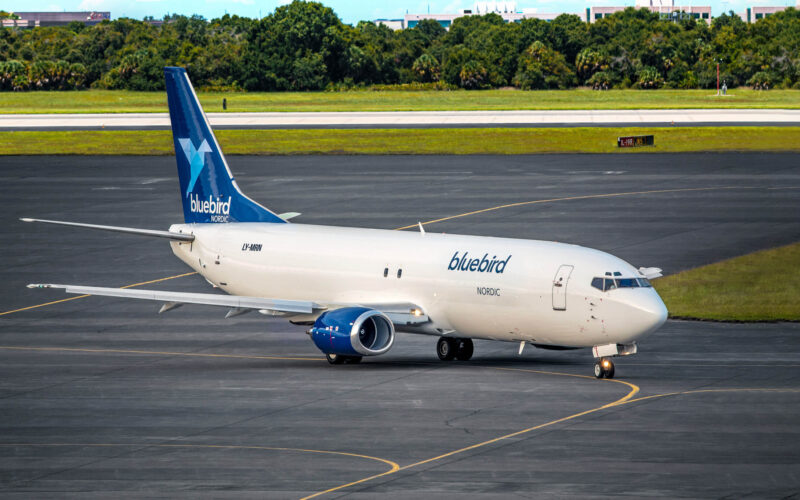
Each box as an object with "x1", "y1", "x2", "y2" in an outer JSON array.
[{"x1": 0, "y1": 153, "x2": 799, "y2": 498}]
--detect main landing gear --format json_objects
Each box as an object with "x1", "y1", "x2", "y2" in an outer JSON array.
[
  {"x1": 325, "y1": 353, "x2": 362, "y2": 365},
  {"x1": 594, "y1": 357, "x2": 615, "y2": 379},
  {"x1": 437, "y1": 337, "x2": 474, "y2": 361}
]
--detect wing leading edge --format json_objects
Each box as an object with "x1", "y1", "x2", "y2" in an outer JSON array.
[
  {"x1": 21, "y1": 218, "x2": 194, "y2": 242},
  {"x1": 28, "y1": 284, "x2": 320, "y2": 315},
  {"x1": 26, "y1": 284, "x2": 431, "y2": 326}
]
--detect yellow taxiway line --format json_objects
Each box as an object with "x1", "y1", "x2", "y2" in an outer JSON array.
[
  {"x1": 302, "y1": 366, "x2": 639, "y2": 499},
  {"x1": 306, "y1": 383, "x2": 800, "y2": 498},
  {"x1": 0, "y1": 443, "x2": 399, "y2": 480},
  {"x1": 618, "y1": 387, "x2": 800, "y2": 406},
  {"x1": 394, "y1": 186, "x2": 744, "y2": 231},
  {"x1": 2, "y1": 343, "x2": 797, "y2": 499},
  {"x1": 0, "y1": 343, "x2": 639, "y2": 497}
]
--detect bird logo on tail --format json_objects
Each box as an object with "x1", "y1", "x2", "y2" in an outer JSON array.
[{"x1": 178, "y1": 138, "x2": 212, "y2": 196}]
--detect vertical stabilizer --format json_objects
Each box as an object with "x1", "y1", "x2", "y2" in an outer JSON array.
[{"x1": 164, "y1": 67, "x2": 286, "y2": 224}]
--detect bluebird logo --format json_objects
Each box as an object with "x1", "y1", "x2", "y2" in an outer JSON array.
[
  {"x1": 189, "y1": 193, "x2": 231, "y2": 217},
  {"x1": 179, "y1": 137, "x2": 231, "y2": 220},
  {"x1": 447, "y1": 251, "x2": 512, "y2": 274},
  {"x1": 178, "y1": 138, "x2": 212, "y2": 196}
]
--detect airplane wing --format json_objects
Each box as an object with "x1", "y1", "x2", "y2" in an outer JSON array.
[
  {"x1": 21, "y1": 218, "x2": 194, "y2": 242},
  {"x1": 27, "y1": 284, "x2": 322, "y2": 317},
  {"x1": 26, "y1": 284, "x2": 430, "y2": 325}
]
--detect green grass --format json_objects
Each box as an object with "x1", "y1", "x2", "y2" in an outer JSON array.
[
  {"x1": 653, "y1": 242, "x2": 800, "y2": 322},
  {"x1": 2, "y1": 127, "x2": 800, "y2": 155},
  {"x1": 2, "y1": 88, "x2": 800, "y2": 114}
]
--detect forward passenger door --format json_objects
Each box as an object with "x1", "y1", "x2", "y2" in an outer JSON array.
[{"x1": 552, "y1": 265, "x2": 574, "y2": 311}]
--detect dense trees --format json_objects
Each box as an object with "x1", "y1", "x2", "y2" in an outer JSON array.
[
  {"x1": 2, "y1": 1, "x2": 800, "y2": 91},
  {"x1": 513, "y1": 41, "x2": 576, "y2": 89}
]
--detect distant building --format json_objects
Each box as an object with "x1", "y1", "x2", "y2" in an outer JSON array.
[
  {"x1": 379, "y1": 1, "x2": 723, "y2": 29},
  {"x1": 1, "y1": 11, "x2": 109, "y2": 28},
  {"x1": 589, "y1": 0, "x2": 711, "y2": 23},
  {"x1": 374, "y1": 18, "x2": 405, "y2": 30},
  {"x1": 740, "y1": 4, "x2": 799, "y2": 23},
  {"x1": 398, "y1": 2, "x2": 571, "y2": 31}
]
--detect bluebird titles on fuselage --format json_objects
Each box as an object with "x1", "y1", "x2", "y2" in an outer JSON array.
[{"x1": 447, "y1": 251, "x2": 512, "y2": 274}]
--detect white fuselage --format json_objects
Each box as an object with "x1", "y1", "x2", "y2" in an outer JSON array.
[{"x1": 169, "y1": 222, "x2": 667, "y2": 348}]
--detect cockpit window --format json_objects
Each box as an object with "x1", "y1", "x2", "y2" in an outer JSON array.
[{"x1": 592, "y1": 273, "x2": 652, "y2": 291}]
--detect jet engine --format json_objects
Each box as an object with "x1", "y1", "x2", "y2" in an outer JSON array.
[{"x1": 308, "y1": 307, "x2": 395, "y2": 357}]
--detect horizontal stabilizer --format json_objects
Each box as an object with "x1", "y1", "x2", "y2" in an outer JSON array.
[
  {"x1": 27, "y1": 283, "x2": 320, "y2": 315},
  {"x1": 21, "y1": 218, "x2": 194, "y2": 242}
]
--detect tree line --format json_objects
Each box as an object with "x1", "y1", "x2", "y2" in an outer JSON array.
[{"x1": 2, "y1": 2, "x2": 800, "y2": 91}]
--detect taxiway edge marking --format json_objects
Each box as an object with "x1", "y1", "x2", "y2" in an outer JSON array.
[{"x1": 619, "y1": 387, "x2": 800, "y2": 406}]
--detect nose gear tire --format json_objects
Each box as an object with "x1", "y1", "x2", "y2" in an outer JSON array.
[{"x1": 594, "y1": 358, "x2": 615, "y2": 379}]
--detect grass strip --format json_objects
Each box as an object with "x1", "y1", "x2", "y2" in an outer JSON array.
[
  {"x1": 653, "y1": 242, "x2": 800, "y2": 322},
  {"x1": 2, "y1": 127, "x2": 800, "y2": 155},
  {"x1": 2, "y1": 89, "x2": 800, "y2": 114}
]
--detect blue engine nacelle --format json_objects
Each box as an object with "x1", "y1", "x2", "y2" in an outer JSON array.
[{"x1": 308, "y1": 307, "x2": 395, "y2": 357}]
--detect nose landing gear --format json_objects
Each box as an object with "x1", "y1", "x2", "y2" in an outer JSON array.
[{"x1": 594, "y1": 357, "x2": 615, "y2": 379}]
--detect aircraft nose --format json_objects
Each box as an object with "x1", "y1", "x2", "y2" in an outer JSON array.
[{"x1": 628, "y1": 290, "x2": 668, "y2": 338}]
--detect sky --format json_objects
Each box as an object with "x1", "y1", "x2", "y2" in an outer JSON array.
[{"x1": 4, "y1": 0, "x2": 798, "y2": 24}]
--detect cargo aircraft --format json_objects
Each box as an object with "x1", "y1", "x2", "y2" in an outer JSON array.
[{"x1": 24, "y1": 67, "x2": 667, "y2": 379}]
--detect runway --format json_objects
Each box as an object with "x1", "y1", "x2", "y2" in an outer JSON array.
[
  {"x1": 1, "y1": 154, "x2": 799, "y2": 497},
  {"x1": 2, "y1": 109, "x2": 800, "y2": 130}
]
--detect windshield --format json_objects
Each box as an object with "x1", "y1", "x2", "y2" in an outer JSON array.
[{"x1": 591, "y1": 274, "x2": 652, "y2": 291}]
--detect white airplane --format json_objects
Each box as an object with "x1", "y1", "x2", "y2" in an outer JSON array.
[{"x1": 24, "y1": 67, "x2": 667, "y2": 379}]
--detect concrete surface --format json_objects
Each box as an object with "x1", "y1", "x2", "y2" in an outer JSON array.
[
  {"x1": 1, "y1": 154, "x2": 798, "y2": 498},
  {"x1": 2, "y1": 109, "x2": 800, "y2": 130}
]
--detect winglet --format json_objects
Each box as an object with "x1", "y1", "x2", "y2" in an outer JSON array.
[{"x1": 278, "y1": 212, "x2": 302, "y2": 221}]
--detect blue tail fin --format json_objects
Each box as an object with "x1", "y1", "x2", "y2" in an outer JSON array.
[{"x1": 164, "y1": 67, "x2": 286, "y2": 224}]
